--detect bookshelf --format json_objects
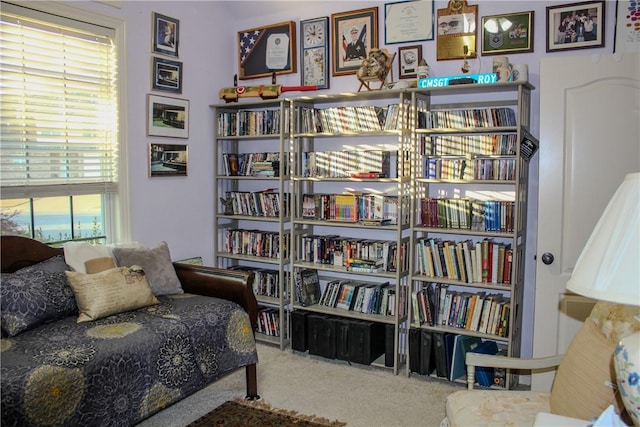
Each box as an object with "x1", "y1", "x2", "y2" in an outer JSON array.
[
  {"x1": 289, "y1": 89, "x2": 412, "y2": 374},
  {"x1": 211, "y1": 99, "x2": 291, "y2": 350},
  {"x1": 407, "y1": 82, "x2": 535, "y2": 389}
]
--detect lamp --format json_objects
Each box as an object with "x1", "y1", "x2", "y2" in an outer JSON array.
[{"x1": 566, "y1": 172, "x2": 640, "y2": 425}]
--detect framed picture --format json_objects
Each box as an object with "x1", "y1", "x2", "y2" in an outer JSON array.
[
  {"x1": 546, "y1": 1, "x2": 605, "y2": 52},
  {"x1": 301, "y1": 17, "x2": 330, "y2": 89},
  {"x1": 152, "y1": 12, "x2": 179, "y2": 57},
  {"x1": 147, "y1": 94, "x2": 189, "y2": 139},
  {"x1": 152, "y1": 57, "x2": 183, "y2": 93},
  {"x1": 332, "y1": 7, "x2": 379, "y2": 76},
  {"x1": 436, "y1": 0, "x2": 478, "y2": 60},
  {"x1": 398, "y1": 45, "x2": 422, "y2": 79},
  {"x1": 614, "y1": 0, "x2": 640, "y2": 53},
  {"x1": 149, "y1": 143, "x2": 187, "y2": 177},
  {"x1": 481, "y1": 11, "x2": 534, "y2": 55},
  {"x1": 385, "y1": 1, "x2": 434, "y2": 44},
  {"x1": 238, "y1": 21, "x2": 296, "y2": 80}
]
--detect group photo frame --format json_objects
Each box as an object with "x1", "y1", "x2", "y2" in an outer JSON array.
[
  {"x1": 147, "y1": 94, "x2": 189, "y2": 139},
  {"x1": 152, "y1": 12, "x2": 179, "y2": 57},
  {"x1": 481, "y1": 11, "x2": 534, "y2": 55},
  {"x1": 152, "y1": 57, "x2": 183, "y2": 93},
  {"x1": 546, "y1": 1, "x2": 605, "y2": 52},
  {"x1": 332, "y1": 7, "x2": 379, "y2": 76}
]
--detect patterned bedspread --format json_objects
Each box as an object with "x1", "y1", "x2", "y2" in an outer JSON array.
[{"x1": 1, "y1": 293, "x2": 258, "y2": 427}]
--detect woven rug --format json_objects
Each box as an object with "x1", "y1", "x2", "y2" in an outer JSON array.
[{"x1": 187, "y1": 399, "x2": 346, "y2": 427}]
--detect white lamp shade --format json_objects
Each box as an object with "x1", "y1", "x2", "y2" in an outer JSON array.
[{"x1": 566, "y1": 172, "x2": 640, "y2": 305}]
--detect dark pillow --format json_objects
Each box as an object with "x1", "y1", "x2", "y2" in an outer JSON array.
[
  {"x1": 16, "y1": 255, "x2": 70, "y2": 274},
  {"x1": 112, "y1": 241, "x2": 183, "y2": 296},
  {"x1": 1, "y1": 270, "x2": 77, "y2": 337}
]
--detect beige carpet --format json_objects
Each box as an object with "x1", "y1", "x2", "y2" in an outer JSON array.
[{"x1": 137, "y1": 342, "x2": 464, "y2": 427}]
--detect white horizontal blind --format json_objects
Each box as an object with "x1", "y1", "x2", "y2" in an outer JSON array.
[{"x1": 0, "y1": 4, "x2": 119, "y2": 199}]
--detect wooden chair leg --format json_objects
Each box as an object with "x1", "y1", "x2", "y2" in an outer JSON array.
[{"x1": 244, "y1": 363, "x2": 259, "y2": 400}]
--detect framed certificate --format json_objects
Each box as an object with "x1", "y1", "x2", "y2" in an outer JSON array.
[
  {"x1": 385, "y1": 1, "x2": 434, "y2": 44},
  {"x1": 301, "y1": 17, "x2": 330, "y2": 89}
]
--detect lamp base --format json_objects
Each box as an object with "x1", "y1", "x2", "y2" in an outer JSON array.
[{"x1": 614, "y1": 332, "x2": 640, "y2": 426}]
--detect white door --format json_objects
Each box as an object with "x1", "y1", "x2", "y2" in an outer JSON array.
[{"x1": 532, "y1": 53, "x2": 640, "y2": 392}]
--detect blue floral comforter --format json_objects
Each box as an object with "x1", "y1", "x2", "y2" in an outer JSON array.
[{"x1": 1, "y1": 294, "x2": 258, "y2": 427}]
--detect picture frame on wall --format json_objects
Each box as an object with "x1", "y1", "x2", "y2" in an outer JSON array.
[
  {"x1": 398, "y1": 45, "x2": 422, "y2": 79},
  {"x1": 384, "y1": 0, "x2": 434, "y2": 44},
  {"x1": 614, "y1": 0, "x2": 640, "y2": 53},
  {"x1": 152, "y1": 57, "x2": 183, "y2": 93},
  {"x1": 149, "y1": 143, "x2": 187, "y2": 177},
  {"x1": 238, "y1": 21, "x2": 296, "y2": 80},
  {"x1": 332, "y1": 7, "x2": 379, "y2": 76},
  {"x1": 301, "y1": 17, "x2": 330, "y2": 89},
  {"x1": 436, "y1": 0, "x2": 478, "y2": 61},
  {"x1": 147, "y1": 94, "x2": 189, "y2": 139},
  {"x1": 481, "y1": 11, "x2": 534, "y2": 55},
  {"x1": 546, "y1": 1, "x2": 605, "y2": 52},
  {"x1": 152, "y1": 12, "x2": 179, "y2": 57}
]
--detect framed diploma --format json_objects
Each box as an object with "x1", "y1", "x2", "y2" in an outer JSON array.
[
  {"x1": 436, "y1": 0, "x2": 478, "y2": 61},
  {"x1": 385, "y1": 1, "x2": 434, "y2": 44},
  {"x1": 237, "y1": 21, "x2": 296, "y2": 80},
  {"x1": 301, "y1": 17, "x2": 330, "y2": 89}
]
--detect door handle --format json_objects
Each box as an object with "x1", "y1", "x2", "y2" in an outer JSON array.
[{"x1": 541, "y1": 252, "x2": 555, "y2": 265}]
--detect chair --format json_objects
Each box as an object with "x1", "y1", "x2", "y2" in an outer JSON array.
[
  {"x1": 442, "y1": 301, "x2": 640, "y2": 427},
  {"x1": 357, "y1": 49, "x2": 396, "y2": 92}
]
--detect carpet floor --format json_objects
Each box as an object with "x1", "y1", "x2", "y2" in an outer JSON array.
[
  {"x1": 137, "y1": 342, "x2": 465, "y2": 427},
  {"x1": 187, "y1": 399, "x2": 346, "y2": 427}
]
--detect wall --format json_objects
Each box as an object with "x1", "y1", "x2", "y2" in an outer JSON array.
[{"x1": 72, "y1": 0, "x2": 619, "y2": 359}]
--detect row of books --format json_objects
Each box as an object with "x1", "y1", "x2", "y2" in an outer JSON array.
[
  {"x1": 424, "y1": 157, "x2": 516, "y2": 181},
  {"x1": 320, "y1": 279, "x2": 396, "y2": 315},
  {"x1": 301, "y1": 150, "x2": 393, "y2": 178},
  {"x1": 415, "y1": 237, "x2": 513, "y2": 285},
  {"x1": 300, "y1": 234, "x2": 408, "y2": 273},
  {"x1": 421, "y1": 134, "x2": 518, "y2": 157},
  {"x1": 256, "y1": 307, "x2": 281, "y2": 336},
  {"x1": 221, "y1": 190, "x2": 288, "y2": 217},
  {"x1": 217, "y1": 109, "x2": 283, "y2": 136},
  {"x1": 222, "y1": 229, "x2": 288, "y2": 259},
  {"x1": 296, "y1": 104, "x2": 403, "y2": 134},
  {"x1": 417, "y1": 107, "x2": 517, "y2": 129},
  {"x1": 302, "y1": 193, "x2": 401, "y2": 224},
  {"x1": 228, "y1": 266, "x2": 288, "y2": 299},
  {"x1": 419, "y1": 197, "x2": 516, "y2": 233},
  {"x1": 412, "y1": 283, "x2": 511, "y2": 338},
  {"x1": 408, "y1": 328, "x2": 505, "y2": 386},
  {"x1": 221, "y1": 152, "x2": 287, "y2": 177}
]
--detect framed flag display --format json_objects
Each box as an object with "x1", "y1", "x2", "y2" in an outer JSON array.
[{"x1": 237, "y1": 21, "x2": 296, "y2": 80}]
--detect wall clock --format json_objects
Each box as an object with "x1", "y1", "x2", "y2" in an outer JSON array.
[{"x1": 300, "y1": 17, "x2": 330, "y2": 89}]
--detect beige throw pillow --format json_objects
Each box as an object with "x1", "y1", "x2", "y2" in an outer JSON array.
[
  {"x1": 549, "y1": 317, "x2": 623, "y2": 419},
  {"x1": 66, "y1": 266, "x2": 159, "y2": 323}
]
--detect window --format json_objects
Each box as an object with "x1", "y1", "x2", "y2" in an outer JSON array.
[{"x1": 0, "y1": 2, "x2": 127, "y2": 244}]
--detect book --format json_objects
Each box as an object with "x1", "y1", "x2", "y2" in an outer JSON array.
[
  {"x1": 450, "y1": 335, "x2": 482, "y2": 381},
  {"x1": 296, "y1": 269, "x2": 321, "y2": 306}
]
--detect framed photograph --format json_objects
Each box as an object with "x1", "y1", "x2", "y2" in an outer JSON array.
[
  {"x1": 149, "y1": 143, "x2": 187, "y2": 177},
  {"x1": 147, "y1": 94, "x2": 189, "y2": 139},
  {"x1": 152, "y1": 57, "x2": 183, "y2": 93},
  {"x1": 546, "y1": 1, "x2": 605, "y2": 52},
  {"x1": 332, "y1": 7, "x2": 379, "y2": 76},
  {"x1": 152, "y1": 12, "x2": 179, "y2": 57},
  {"x1": 385, "y1": 1, "x2": 434, "y2": 44},
  {"x1": 238, "y1": 21, "x2": 296, "y2": 80},
  {"x1": 301, "y1": 17, "x2": 330, "y2": 89},
  {"x1": 436, "y1": 0, "x2": 478, "y2": 60},
  {"x1": 614, "y1": 0, "x2": 640, "y2": 53},
  {"x1": 481, "y1": 11, "x2": 534, "y2": 55},
  {"x1": 398, "y1": 45, "x2": 422, "y2": 79}
]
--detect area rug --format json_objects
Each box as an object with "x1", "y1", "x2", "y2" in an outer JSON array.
[{"x1": 187, "y1": 398, "x2": 346, "y2": 427}]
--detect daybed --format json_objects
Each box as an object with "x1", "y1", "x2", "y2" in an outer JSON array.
[{"x1": 0, "y1": 235, "x2": 259, "y2": 426}]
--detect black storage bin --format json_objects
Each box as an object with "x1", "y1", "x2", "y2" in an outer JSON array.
[
  {"x1": 291, "y1": 310, "x2": 310, "y2": 352},
  {"x1": 335, "y1": 318, "x2": 351, "y2": 361},
  {"x1": 307, "y1": 314, "x2": 336, "y2": 359},
  {"x1": 347, "y1": 319, "x2": 385, "y2": 365}
]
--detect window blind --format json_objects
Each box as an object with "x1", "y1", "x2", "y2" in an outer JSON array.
[{"x1": 0, "y1": 4, "x2": 119, "y2": 199}]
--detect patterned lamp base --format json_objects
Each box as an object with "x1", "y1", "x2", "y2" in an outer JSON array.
[{"x1": 614, "y1": 332, "x2": 640, "y2": 426}]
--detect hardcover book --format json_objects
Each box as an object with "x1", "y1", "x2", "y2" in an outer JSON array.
[{"x1": 295, "y1": 269, "x2": 321, "y2": 306}]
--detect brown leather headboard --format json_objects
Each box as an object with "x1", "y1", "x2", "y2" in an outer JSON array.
[{"x1": 1, "y1": 236, "x2": 64, "y2": 273}]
